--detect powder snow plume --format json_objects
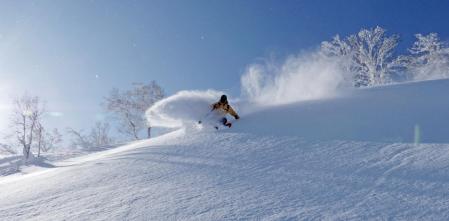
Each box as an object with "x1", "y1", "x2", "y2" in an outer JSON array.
[
  {"x1": 146, "y1": 51, "x2": 353, "y2": 129},
  {"x1": 146, "y1": 90, "x2": 225, "y2": 128},
  {"x1": 240, "y1": 51, "x2": 351, "y2": 105}
]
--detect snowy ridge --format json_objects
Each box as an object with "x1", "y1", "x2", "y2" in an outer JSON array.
[{"x1": 1, "y1": 79, "x2": 449, "y2": 220}]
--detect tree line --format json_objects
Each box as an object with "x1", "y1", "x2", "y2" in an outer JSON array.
[
  {"x1": 320, "y1": 26, "x2": 449, "y2": 87},
  {"x1": 0, "y1": 81, "x2": 164, "y2": 163}
]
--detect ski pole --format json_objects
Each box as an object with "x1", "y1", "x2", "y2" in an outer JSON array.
[{"x1": 198, "y1": 109, "x2": 213, "y2": 124}]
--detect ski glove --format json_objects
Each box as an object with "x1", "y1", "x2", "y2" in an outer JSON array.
[{"x1": 235, "y1": 115, "x2": 240, "y2": 120}]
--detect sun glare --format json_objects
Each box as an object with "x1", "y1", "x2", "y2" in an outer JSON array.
[{"x1": 0, "y1": 84, "x2": 12, "y2": 130}]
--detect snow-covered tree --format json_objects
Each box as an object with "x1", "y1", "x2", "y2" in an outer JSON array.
[
  {"x1": 348, "y1": 26, "x2": 400, "y2": 86},
  {"x1": 10, "y1": 94, "x2": 46, "y2": 161},
  {"x1": 321, "y1": 26, "x2": 400, "y2": 87},
  {"x1": 405, "y1": 33, "x2": 449, "y2": 80},
  {"x1": 104, "y1": 81, "x2": 164, "y2": 140}
]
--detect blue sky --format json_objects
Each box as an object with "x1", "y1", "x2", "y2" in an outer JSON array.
[{"x1": 0, "y1": 0, "x2": 449, "y2": 132}]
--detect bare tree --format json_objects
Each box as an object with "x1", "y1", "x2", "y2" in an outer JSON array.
[
  {"x1": 66, "y1": 128, "x2": 92, "y2": 149},
  {"x1": 35, "y1": 123, "x2": 44, "y2": 157},
  {"x1": 104, "y1": 81, "x2": 164, "y2": 140},
  {"x1": 10, "y1": 94, "x2": 46, "y2": 161},
  {"x1": 67, "y1": 121, "x2": 113, "y2": 150},
  {"x1": 35, "y1": 128, "x2": 63, "y2": 156},
  {"x1": 89, "y1": 121, "x2": 113, "y2": 147}
]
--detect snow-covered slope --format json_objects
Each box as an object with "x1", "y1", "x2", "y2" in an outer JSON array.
[
  {"x1": 2, "y1": 79, "x2": 449, "y2": 220},
  {"x1": 236, "y1": 79, "x2": 449, "y2": 143}
]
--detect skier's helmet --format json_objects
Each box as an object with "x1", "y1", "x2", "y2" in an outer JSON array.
[{"x1": 220, "y1": 94, "x2": 228, "y2": 103}]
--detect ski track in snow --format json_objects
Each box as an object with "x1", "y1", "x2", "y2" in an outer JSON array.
[{"x1": 1, "y1": 129, "x2": 449, "y2": 220}]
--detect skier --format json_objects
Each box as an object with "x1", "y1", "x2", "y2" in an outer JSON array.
[
  {"x1": 199, "y1": 94, "x2": 240, "y2": 128},
  {"x1": 212, "y1": 94, "x2": 240, "y2": 128}
]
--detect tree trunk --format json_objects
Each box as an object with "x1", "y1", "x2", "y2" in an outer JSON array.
[
  {"x1": 22, "y1": 116, "x2": 28, "y2": 159},
  {"x1": 23, "y1": 145, "x2": 28, "y2": 160},
  {"x1": 130, "y1": 121, "x2": 139, "y2": 140},
  {"x1": 37, "y1": 136, "x2": 41, "y2": 158},
  {"x1": 37, "y1": 126, "x2": 43, "y2": 158}
]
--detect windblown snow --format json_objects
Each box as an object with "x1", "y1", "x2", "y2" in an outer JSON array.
[{"x1": 2, "y1": 79, "x2": 449, "y2": 220}]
